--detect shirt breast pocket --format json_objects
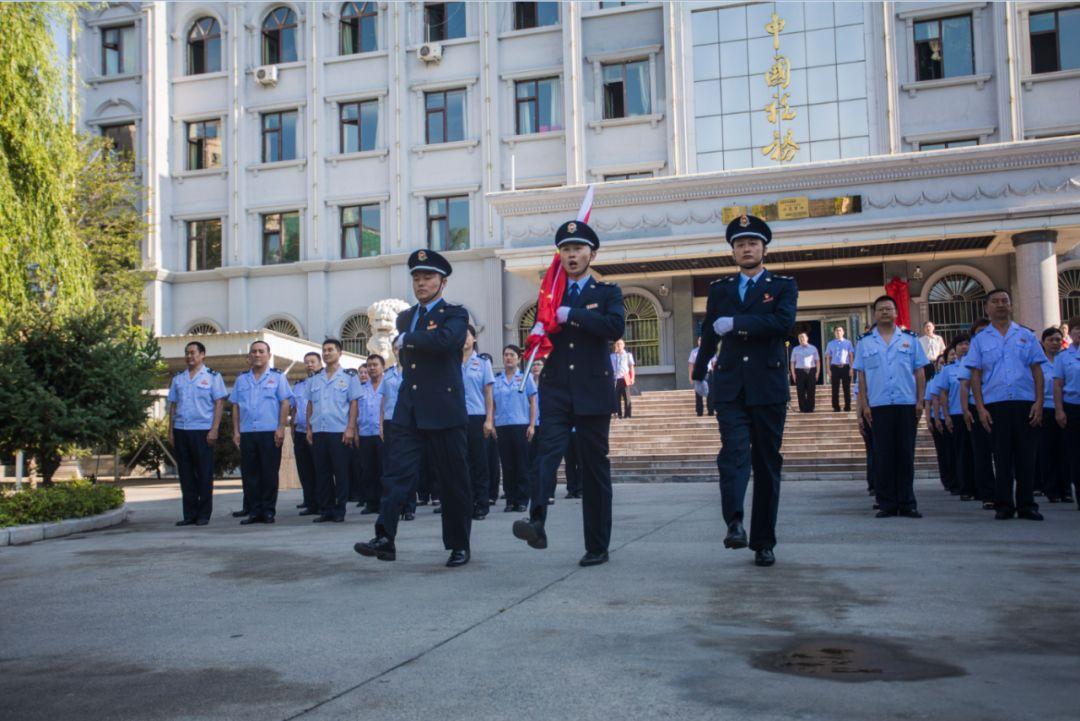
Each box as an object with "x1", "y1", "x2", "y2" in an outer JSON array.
[
  {"x1": 862, "y1": 351, "x2": 881, "y2": 370},
  {"x1": 981, "y1": 348, "x2": 1002, "y2": 370}
]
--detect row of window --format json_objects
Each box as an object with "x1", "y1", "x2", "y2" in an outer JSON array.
[
  {"x1": 913, "y1": 7, "x2": 1079, "y2": 82},
  {"x1": 184, "y1": 197, "x2": 469, "y2": 271}
]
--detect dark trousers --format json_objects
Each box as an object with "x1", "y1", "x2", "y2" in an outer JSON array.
[
  {"x1": 858, "y1": 420, "x2": 875, "y2": 493},
  {"x1": 380, "y1": 423, "x2": 418, "y2": 514},
  {"x1": 312, "y1": 432, "x2": 351, "y2": 520},
  {"x1": 530, "y1": 412, "x2": 612, "y2": 555},
  {"x1": 465, "y1": 415, "x2": 491, "y2": 510},
  {"x1": 565, "y1": 430, "x2": 583, "y2": 496},
  {"x1": 496, "y1": 424, "x2": 530, "y2": 507},
  {"x1": 1063, "y1": 404, "x2": 1080, "y2": 503},
  {"x1": 929, "y1": 421, "x2": 955, "y2": 491},
  {"x1": 356, "y1": 435, "x2": 383, "y2": 509},
  {"x1": 293, "y1": 430, "x2": 317, "y2": 509},
  {"x1": 714, "y1": 396, "x2": 785, "y2": 551},
  {"x1": 694, "y1": 391, "x2": 714, "y2": 417},
  {"x1": 970, "y1": 415, "x2": 996, "y2": 501},
  {"x1": 348, "y1": 443, "x2": 364, "y2": 503},
  {"x1": 950, "y1": 415, "x2": 974, "y2": 497},
  {"x1": 987, "y1": 401, "x2": 1038, "y2": 514},
  {"x1": 795, "y1": 369, "x2": 816, "y2": 412},
  {"x1": 869, "y1": 405, "x2": 917, "y2": 514},
  {"x1": 1036, "y1": 407, "x2": 1067, "y2": 499},
  {"x1": 830, "y1": 365, "x2": 851, "y2": 411},
  {"x1": 486, "y1": 433, "x2": 501, "y2": 503},
  {"x1": 615, "y1": 379, "x2": 632, "y2": 418},
  {"x1": 175, "y1": 429, "x2": 215, "y2": 522},
  {"x1": 418, "y1": 448, "x2": 439, "y2": 503},
  {"x1": 239, "y1": 431, "x2": 280, "y2": 519},
  {"x1": 377, "y1": 422, "x2": 471, "y2": 550}
]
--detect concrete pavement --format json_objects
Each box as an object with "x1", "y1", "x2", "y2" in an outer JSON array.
[{"x1": 1, "y1": 480, "x2": 1079, "y2": 721}]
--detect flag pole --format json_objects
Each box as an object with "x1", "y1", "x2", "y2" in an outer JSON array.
[{"x1": 518, "y1": 344, "x2": 540, "y2": 393}]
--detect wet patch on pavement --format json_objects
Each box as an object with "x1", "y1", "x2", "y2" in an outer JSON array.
[{"x1": 750, "y1": 634, "x2": 966, "y2": 682}]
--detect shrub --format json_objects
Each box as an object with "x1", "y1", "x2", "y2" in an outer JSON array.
[{"x1": 0, "y1": 480, "x2": 125, "y2": 528}]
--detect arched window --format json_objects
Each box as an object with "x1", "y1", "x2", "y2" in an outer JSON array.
[
  {"x1": 340, "y1": 2, "x2": 376, "y2": 55},
  {"x1": 926, "y1": 273, "x2": 987, "y2": 343},
  {"x1": 264, "y1": 317, "x2": 300, "y2": 337},
  {"x1": 518, "y1": 304, "x2": 537, "y2": 348},
  {"x1": 341, "y1": 313, "x2": 371, "y2": 355},
  {"x1": 262, "y1": 7, "x2": 297, "y2": 65},
  {"x1": 622, "y1": 294, "x2": 660, "y2": 366},
  {"x1": 187, "y1": 322, "x2": 219, "y2": 335},
  {"x1": 1059, "y1": 269, "x2": 1080, "y2": 323},
  {"x1": 186, "y1": 16, "x2": 221, "y2": 74}
]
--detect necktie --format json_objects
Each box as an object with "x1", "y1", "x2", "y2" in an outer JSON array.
[
  {"x1": 741, "y1": 278, "x2": 755, "y2": 302},
  {"x1": 412, "y1": 304, "x2": 427, "y2": 332},
  {"x1": 566, "y1": 282, "x2": 580, "y2": 307}
]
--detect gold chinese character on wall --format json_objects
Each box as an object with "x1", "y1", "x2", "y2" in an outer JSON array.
[{"x1": 761, "y1": 12, "x2": 800, "y2": 163}]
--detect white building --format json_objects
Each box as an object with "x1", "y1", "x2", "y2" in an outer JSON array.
[{"x1": 71, "y1": 1, "x2": 1080, "y2": 389}]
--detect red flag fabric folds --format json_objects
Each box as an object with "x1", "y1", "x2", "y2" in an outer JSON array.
[{"x1": 524, "y1": 252, "x2": 566, "y2": 361}]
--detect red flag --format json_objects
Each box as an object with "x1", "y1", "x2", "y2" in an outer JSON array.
[
  {"x1": 885, "y1": 276, "x2": 912, "y2": 329},
  {"x1": 524, "y1": 252, "x2": 565, "y2": 361}
]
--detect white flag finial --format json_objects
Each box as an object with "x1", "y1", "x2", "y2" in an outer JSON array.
[{"x1": 576, "y1": 185, "x2": 595, "y2": 224}]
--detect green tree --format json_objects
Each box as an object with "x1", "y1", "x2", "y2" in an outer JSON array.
[
  {"x1": 0, "y1": 3, "x2": 94, "y2": 323},
  {"x1": 0, "y1": 311, "x2": 163, "y2": 484}
]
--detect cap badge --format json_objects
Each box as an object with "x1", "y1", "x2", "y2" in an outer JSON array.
[
  {"x1": 739, "y1": 215, "x2": 750, "y2": 227},
  {"x1": 567, "y1": 222, "x2": 577, "y2": 233},
  {"x1": 417, "y1": 250, "x2": 427, "y2": 261}
]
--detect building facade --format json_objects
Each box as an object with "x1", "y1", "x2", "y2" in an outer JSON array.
[{"x1": 72, "y1": 1, "x2": 1080, "y2": 389}]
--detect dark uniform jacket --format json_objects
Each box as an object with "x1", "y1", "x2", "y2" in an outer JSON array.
[
  {"x1": 540, "y1": 277, "x2": 625, "y2": 416},
  {"x1": 693, "y1": 269, "x2": 798, "y2": 406},
  {"x1": 392, "y1": 298, "x2": 469, "y2": 430}
]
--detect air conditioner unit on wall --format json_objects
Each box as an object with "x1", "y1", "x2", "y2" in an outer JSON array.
[
  {"x1": 417, "y1": 42, "x2": 443, "y2": 63},
  {"x1": 254, "y1": 65, "x2": 278, "y2": 87}
]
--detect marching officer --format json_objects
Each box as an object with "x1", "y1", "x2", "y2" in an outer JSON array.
[
  {"x1": 167, "y1": 340, "x2": 227, "y2": 526},
  {"x1": 512, "y1": 219, "x2": 625, "y2": 567},
  {"x1": 854, "y1": 295, "x2": 928, "y2": 518},
  {"x1": 692, "y1": 214, "x2": 797, "y2": 567},
  {"x1": 825, "y1": 325, "x2": 855, "y2": 412},
  {"x1": 355, "y1": 249, "x2": 474, "y2": 567},
  {"x1": 305, "y1": 338, "x2": 362, "y2": 523},
  {"x1": 290, "y1": 351, "x2": 322, "y2": 515},
  {"x1": 229, "y1": 340, "x2": 292, "y2": 524},
  {"x1": 965, "y1": 289, "x2": 1047, "y2": 520}
]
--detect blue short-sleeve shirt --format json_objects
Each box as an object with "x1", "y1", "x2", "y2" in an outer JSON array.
[
  {"x1": 825, "y1": 338, "x2": 855, "y2": 367},
  {"x1": 306, "y1": 368, "x2": 363, "y2": 434},
  {"x1": 492, "y1": 370, "x2": 537, "y2": 427},
  {"x1": 925, "y1": 372, "x2": 947, "y2": 419},
  {"x1": 791, "y1": 344, "x2": 820, "y2": 370},
  {"x1": 229, "y1": 368, "x2": 292, "y2": 433},
  {"x1": 291, "y1": 376, "x2": 313, "y2": 433},
  {"x1": 852, "y1": 327, "x2": 929, "y2": 407},
  {"x1": 1052, "y1": 346, "x2": 1080, "y2": 405},
  {"x1": 379, "y1": 366, "x2": 403, "y2": 423},
  {"x1": 962, "y1": 322, "x2": 1047, "y2": 404},
  {"x1": 461, "y1": 352, "x2": 495, "y2": 417},
  {"x1": 357, "y1": 381, "x2": 383, "y2": 437},
  {"x1": 168, "y1": 365, "x2": 228, "y2": 430}
]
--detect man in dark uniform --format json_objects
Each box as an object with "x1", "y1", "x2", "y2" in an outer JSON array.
[
  {"x1": 354, "y1": 249, "x2": 473, "y2": 567},
  {"x1": 693, "y1": 215, "x2": 797, "y2": 567},
  {"x1": 512, "y1": 220, "x2": 625, "y2": 567}
]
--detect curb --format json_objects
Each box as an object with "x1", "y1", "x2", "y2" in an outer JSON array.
[{"x1": 0, "y1": 504, "x2": 130, "y2": 547}]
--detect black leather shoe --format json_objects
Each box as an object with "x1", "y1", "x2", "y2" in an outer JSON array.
[
  {"x1": 982, "y1": 502, "x2": 997, "y2": 510},
  {"x1": 513, "y1": 504, "x2": 528, "y2": 513},
  {"x1": 195, "y1": 519, "x2": 209, "y2": 526},
  {"x1": 512, "y1": 519, "x2": 548, "y2": 549},
  {"x1": 1018, "y1": 510, "x2": 1045, "y2": 521},
  {"x1": 960, "y1": 494, "x2": 975, "y2": 501},
  {"x1": 175, "y1": 519, "x2": 195, "y2": 526},
  {"x1": 875, "y1": 510, "x2": 896, "y2": 518},
  {"x1": 360, "y1": 505, "x2": 379, "y2": 515},
  {"x1": 433, "y1": 506, "x2": 442, "y2": 514},
  {"x1": 503, "y1": 504, "x2": 515, "y2": 512},
  {"x1": 446, "y1": 549, "x2": 470, "y2": 567},
  {"x1": 899, "y1": 509, "x2": 923, "y2": 518},
  {"x1": 472, "y1": 508, "x2": 487, "y2": 520},
  {"x1": 579, "y1": 550, "x2": 609, "y2": 567},
  {"x1": 995, "y1": 509, "x2": 1015, "y2": 520},
  {"x1": 723, "y1": 521, "x2": 748, "y2": 549},
  {"x1": 231, "y1": 510, "x2": 249, "y2": 518},
  {"x1": 355, "y1": 536, "x2": 396, "y2": 561},
  {"x1": 299, "y1": 509, "x2": 318, "y2": 516},
  {"x1": 1062, "y1": 495, "x2": 1075, "y2": 503},
  {"x1": 263, "y1": 516, "x2": 275, "y2": 524},
  {"x1": 417, "y1": 499, "x2": 430, "y2": 506},
  {"x1": 313, "y1": 515, "x2": 334, "y2": 523},
  {"x1": 402, "y1": 512, "x2": 415, "y2": 521},
  {"x1": 240, "y1": 516, "x2": 264, "y2": 525},
  {"x1": 296, "y1": 503, "x2": 306, "y2": 509},
  {"x1": 754, "y1": 549, "x2": 776, "y2": 567}
]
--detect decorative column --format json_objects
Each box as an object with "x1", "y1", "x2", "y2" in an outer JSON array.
[{"x1": 1012, "y1": 230, "x2": 1059, "y2": 329}]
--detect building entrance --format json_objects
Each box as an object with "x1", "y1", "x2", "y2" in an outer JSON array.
[{"x1": 790, "y1": 308, "x2": 867, "y2": 384}]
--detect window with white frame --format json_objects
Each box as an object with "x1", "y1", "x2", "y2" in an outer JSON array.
[
  {"x1": 913, "y1": 14, "x2": 974, "y2": 81},
  {"x1": 427, "y1": 196, "x2": 469, "y2": 251},
  {"x1": 262, "y1": 7, "x2": 298, "y2": 64},
  {"x1": 514, "y1": 2, "x2": 558, "y2": 30},
  {"x1": 340, "y1": 100, "x2": 377, "y2": 153},
  {"x1": 515, "y1": 77, "x2": 562, "y2": 134},
  {"x1": 262, "y1": 211, "x2": 301, "y2": 265},
  {"x1": 425, "y1": 89, "x2": 466, "y2": 143},
  {"x1": 262, "y1": 110, "x2": 298, "y2": 162},
  {"x1": 341, "y1": 204, "x2": 381, "y2": 258},
  {"x1": 187, "y1": 16, "x2": 222, "y2": 74},
  {"x1": 102, "y1": 24, "x2": 137, "y2": 75},
  {"x1": 1029, "y1": 6, "x2": 1080, "y2": 74},
  {"x1": 425, "y1": 2, "x2": 466, "y2": 42},
  {"x1": 186, "y1": 119, "x2": 222, "y2": 169},
  {"x1": 602, "y1": 59, "x2": 651, "y2": 119},
  {"x1": 186, "y1": 219, "x2": 222, "y2": 271},
  {"x1": 340, "y1": 1, "x2": 377, "y2": 54}
]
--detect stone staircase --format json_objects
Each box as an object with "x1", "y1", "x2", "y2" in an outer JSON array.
[{"x1": 605, "y1": 387, "x2": 938, "y2": 483}]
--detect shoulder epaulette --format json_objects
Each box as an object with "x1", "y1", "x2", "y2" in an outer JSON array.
[
  {"x1": 270, "y1": 367, "x2": 282, "y2": 373},
  {"x1": 773, "y1": 274, "x2": 794, "y2": 280},
  {"x1": 857, "y1": 331, "x2": 873, "y2": 341},
  {"x1": 1018, "y1": 323, "x2": 1036, "y2": 334},
  {"x1": 598, "y1": 280, "x2": 614, "y2": 286},
  {"x1": 206, "y1": 367, "x2": 219, "y2": 375},
  {"x1": 344, "y1": 368, "x2": 358, "y2": 376},
  {"x1": 902, "y1": 328, "x2": 918, "y2": 337},
  {"x1": 173, "y1": 369, "x2": 184, "y2": 377}
]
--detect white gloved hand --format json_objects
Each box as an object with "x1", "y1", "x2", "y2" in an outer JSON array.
[
  {"x1": 393, "y1": 333, "x2": 405, "y2": 350},
  {"x1": 694, "y1": 380, "x2": 709, "y2": 397},
  {"x1": 556, "y1": 306, "x2": 571, "y2": 324},
  {"x1": 713, "y1": 316, "x2": 734, "y2": 335},
  {"x1": 529, "y1": 322, "x2": 545, "y2": 337}
]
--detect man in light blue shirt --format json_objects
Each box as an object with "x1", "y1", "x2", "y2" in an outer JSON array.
[
  {"x1": 229, "y1": 340, "x2": 292, "y2": 524},
  {"x1": 964, "y1": 289, "x2": 1046, "y2": 520},
  {"x1": 356, "y1": 354, "x2": 387, "y2": 515},
  {"x1": 789, "y1": 333, "x2": 821, "y2": 413},
  {"x1": 853, "y1": 295, "x2": 928, "y2": 518},
  {"x1": 290, "y1": 352, "x2": 322, "y2": 516},
  {"x1": 1052, "y1": 322, "x2": 1080, "y2": 507},
  {"x1": 824, "y1": 326, "x2": 855, "y2": 412},
  {"x1": 305, "y1": 339, "x2": 362, "y2": 522},
  {"x1": 167, "y1": 341, "x2": 228, "y2": 526},
  {"x1": 461, "y1": 326, "x2": 496, "y2": 517}
]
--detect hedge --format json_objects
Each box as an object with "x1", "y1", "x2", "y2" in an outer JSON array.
[{"x1": 0, "y1": 481, "x2": 125, "y2": 528}]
